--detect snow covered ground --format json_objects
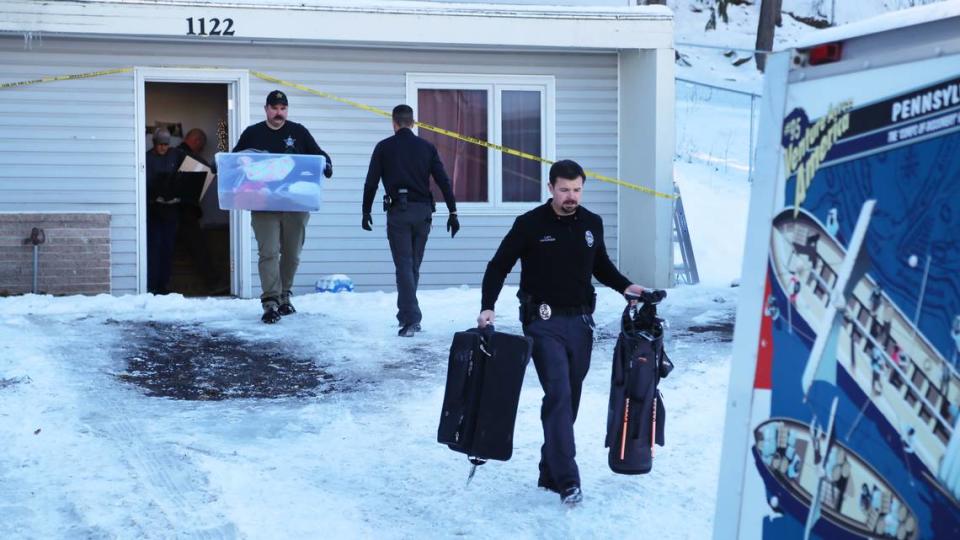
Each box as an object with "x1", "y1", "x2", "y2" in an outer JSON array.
[
  {"x1": 0, "y1": 286, "x2": 735, "y2": 539},
  {"x1": 0, "y1": 1, "x2": 924, "y2": 538}
]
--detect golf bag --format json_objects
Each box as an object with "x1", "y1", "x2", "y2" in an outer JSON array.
[
  {"x1": 438, "y1": 326, "x2": 533, "y2": 463},
  {"x1": 605, "y1": 290, "x2": 674, "y2": 474}
]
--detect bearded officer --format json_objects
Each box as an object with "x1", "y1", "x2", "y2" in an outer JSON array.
[
  {"x1": 233, "y1": 90, "x2": 333, "y2": 323},
  {"x1": 477, "y1": 159, "x2": 647, "y2": 506}
]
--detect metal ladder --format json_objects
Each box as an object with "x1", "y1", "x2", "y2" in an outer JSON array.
[{"x1": 673, "y1": 184, "x2": 699, "y2": 285}]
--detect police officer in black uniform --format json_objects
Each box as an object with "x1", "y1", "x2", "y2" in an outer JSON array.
[
  {"x1": 477, "y1": 159, "x2": 646, "y2": 505},
  {"x1": 362, "y1": 104, "x2": 459, "y2": 337}
]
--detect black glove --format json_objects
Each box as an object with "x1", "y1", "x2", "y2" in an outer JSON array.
[
  {"x1": 324, "y1": 162, "x2": 333, "y2": 178},
  {"x1": 639, "y1": 289, "x2": 667, "y2": 304},
  {"x1": 447, "y1": 213, "x2": 460, "y2": 238},
  {"x1": 361, "y1": 213, "x2": 373, "y2": 231}
]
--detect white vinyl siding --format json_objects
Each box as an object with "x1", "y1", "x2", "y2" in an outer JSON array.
[{"x1": 0, "y1": 36, "x2": 619, "y2": 296}]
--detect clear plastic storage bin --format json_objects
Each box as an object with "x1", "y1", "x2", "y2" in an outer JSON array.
[{"x1": 215, "y1": 152, "x2": 326, "y2": 211}]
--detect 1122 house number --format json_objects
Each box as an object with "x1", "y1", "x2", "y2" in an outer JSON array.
[{"x1": 185, "y1": 17, "x2": 235, "y2": 36}]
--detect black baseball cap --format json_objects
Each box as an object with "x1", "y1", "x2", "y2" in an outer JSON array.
[{"x1": 266, "y1": 90, "x2": 288, "y2": 106}]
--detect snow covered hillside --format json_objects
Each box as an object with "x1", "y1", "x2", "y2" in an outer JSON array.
[{"x1": 672, "y1": 0, "x2": 946, "y2": 90}]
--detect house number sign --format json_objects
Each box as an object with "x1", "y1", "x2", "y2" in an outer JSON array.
[{"x1": 185, "y1": 17, "x2": 236, "y2": 36}]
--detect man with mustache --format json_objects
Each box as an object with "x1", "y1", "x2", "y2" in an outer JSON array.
[
  {"x1": 477, "y1": 159, "x2": 647, "y2": 506},
  {"x1": 233, "y1": 90, "x2": 333, "y2": 323}
]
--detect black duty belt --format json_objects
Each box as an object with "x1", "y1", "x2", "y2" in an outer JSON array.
[
  {"x1": 384, "y1": 188, "x2": 434, "y2": 212},
  {"x1": 518, "y1": 290, "x2": 595, "y2": 323}
]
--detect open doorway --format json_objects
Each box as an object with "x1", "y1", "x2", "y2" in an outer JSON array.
[{"x1": 144, "y1": 82, "x2": 231, "y2": 296}]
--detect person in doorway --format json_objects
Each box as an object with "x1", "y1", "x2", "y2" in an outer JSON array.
[
  {"x1": 476, "y1": 159, "x2": 647, "y2": 506},
  {"x1": 233, "y1": 90, "x2": 333, "y2": 323},
  {"x1": 145, "y1": 128, "x2": 183, "y2": 294},
  {"x1": 175, "y1": 128, "x2": 226, "y2": 295},
  {"x1": 361, "y1": 104, "x2": 459, "y2": 337}
]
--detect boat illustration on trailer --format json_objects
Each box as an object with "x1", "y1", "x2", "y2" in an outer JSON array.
[
  {"x1": 767, "y1": 202, "x2": 960, "y2": 502},
  {"x1": 753, "y1": 417, "x2": 918, "y2": 539}
]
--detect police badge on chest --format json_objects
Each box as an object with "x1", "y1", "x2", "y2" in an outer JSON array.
[{"x1": 538, "y1": 303, "x2": 552, "y2": 320}]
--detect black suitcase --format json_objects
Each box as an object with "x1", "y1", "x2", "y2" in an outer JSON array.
[
  {"x1": 605, "y1": 292, "x2": 673, "y2": 474},
  {"x1": 437, "y1": 326, "x2": 532, "y2": 462}
]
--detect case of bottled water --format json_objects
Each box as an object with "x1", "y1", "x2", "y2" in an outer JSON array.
[{"x1": 315, "y1": 274, "x2": 354, "y2": 293}]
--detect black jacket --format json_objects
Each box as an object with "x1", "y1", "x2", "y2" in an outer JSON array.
[
  {"x1": 145, "y1": 147, "x2": 184, "y2": 203},
  {"x1": 233, "y1": 120, "x2": 332, "y2": 177},
  {"x1": 362, "y1": 128, "x2": 456, "y2": 214},
  {"x1": 481, "y1": 201, "x2": 631, "y2": 311},
  {"x1": 176, "y1": 142, "x2": 215, "y2": 172}
]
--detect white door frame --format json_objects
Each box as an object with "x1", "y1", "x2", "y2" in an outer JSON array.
[{"x1": 134, "y1": 67, "x2": 252, "y2": 297}]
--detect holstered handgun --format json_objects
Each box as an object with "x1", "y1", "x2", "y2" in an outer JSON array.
[{"x1": 384, "y1": 188, "x2": 410, "y2": 211}]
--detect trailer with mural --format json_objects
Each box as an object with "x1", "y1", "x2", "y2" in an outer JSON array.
[{"x1": 714, "y1": 4, "x2": 960, "y2": 539}]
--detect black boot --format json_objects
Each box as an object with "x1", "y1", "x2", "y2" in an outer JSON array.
[
  {"x1": 278, "y1": 291, "x2": 296, "y2": 316},
  {"x1": 261, "y1": 302, "x2": 281, "y2": 324}
]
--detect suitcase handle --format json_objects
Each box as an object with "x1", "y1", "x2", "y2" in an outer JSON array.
[
  {"x1": 621, "y1": 301, "x2": 663, "y2": 339},
  {"x1": 477, "y1": 323, "x2": 495, "y2": 340}
]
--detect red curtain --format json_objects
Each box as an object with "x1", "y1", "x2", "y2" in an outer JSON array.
[{"x1": 418, "y1": 89, "x2": 488, "y2": 202}]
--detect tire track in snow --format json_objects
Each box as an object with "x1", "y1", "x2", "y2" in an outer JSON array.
[{"x1": 44, "y1": 317, "x2": 238, "y2": 539}]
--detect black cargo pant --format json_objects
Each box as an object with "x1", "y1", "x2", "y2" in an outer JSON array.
[
  {"x1": 523, "y1": 313, "x2": 595, "y2": 490},
  {"x1": 177, "y1": 205, "x2": 218, "y2": 290},
  {"x1": 386, "y1": 202, "x2": 432, "y2": 326},
  {"x1": 146, "y1": 203, "x2": 179, "y2": 294}
]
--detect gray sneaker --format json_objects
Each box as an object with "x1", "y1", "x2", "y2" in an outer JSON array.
[{"x1": 560, "y1": 486, "x2": 583, "y2": 506}]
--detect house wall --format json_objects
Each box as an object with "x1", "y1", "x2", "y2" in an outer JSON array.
[
  {"x1": 0, "y1": 212, "x2": 111, "y2": 295},
  {"x1": 0, "y1": 36, "x2": 619, "y2": 296}
]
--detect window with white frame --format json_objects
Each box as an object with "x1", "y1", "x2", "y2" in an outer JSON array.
[{"x1": 406, "y1": 74, "x2": 556, "y2": 211}]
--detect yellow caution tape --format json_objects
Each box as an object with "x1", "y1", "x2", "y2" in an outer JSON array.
[
  {"x1": 251, "y1": 71, "x2": 675, "y2": 200},
  {"x1": 0, "y1": 67, "x2": 133, "y2": 90},
  {"x1": 1, "y1": 66, "x2": 675, "y2": 199}
]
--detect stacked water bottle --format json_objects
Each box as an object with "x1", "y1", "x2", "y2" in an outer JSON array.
[{"x1": 315, "y1": 274, "x2": 355, "y2": 293}]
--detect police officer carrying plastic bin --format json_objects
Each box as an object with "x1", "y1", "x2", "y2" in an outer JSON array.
[
  {"x1": 233, "y1": 90, "x2": 333, "y2": 323},
  {"x1": 362, "y1": 104, "x2": 459, "y2": 337},
  {"x1": 477, "y1": 159, "x2": 647, "y2": 506}
]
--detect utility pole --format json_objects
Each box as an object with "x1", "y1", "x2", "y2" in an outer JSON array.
[{"x1": 755, "y1": 0, "x2": 783, "y2": 71}]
